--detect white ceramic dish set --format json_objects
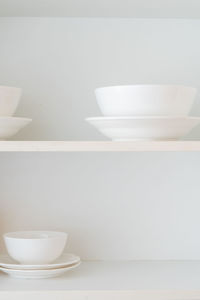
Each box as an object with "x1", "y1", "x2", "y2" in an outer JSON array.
[
  {"x1": 0, "y1": 86, "x2": 31, "y2": 139},
  {"x1": 0, "y1": 231, "x2": 80, "y2": 279},
  {"x1": 86, "y1": 85, "x2": 200, "y2": 141}
]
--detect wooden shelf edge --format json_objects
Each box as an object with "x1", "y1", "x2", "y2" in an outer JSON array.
[
  {"x1": 0, "y1": 290, "x2": 199, "y2": 300},
  {"x1": 0, "y1": 141, "x2": 200, "y2": 152}
]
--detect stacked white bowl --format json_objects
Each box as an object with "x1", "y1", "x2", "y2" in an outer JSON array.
[
  {"x1": 0, "y1": 86, "x2": 32, "y2": 140},
  {"x1": 0, "y1": 231, "x2": 80, "y2": 279},
  {"x1": 86, "y1": 85, "x2": 200, "y2": 141}
]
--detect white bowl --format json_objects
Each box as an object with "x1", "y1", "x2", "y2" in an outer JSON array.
[
  {"x1": 0, "y1": 86, "x2": 22, "y2": 116},
  {"x1": 0, "y1": 117, "x2": 32, "y2": 140},
  {"x1": 86, "y1": 116, "x2": 200, "y2": 141},
  {"x1": 95, "y1": 85, "x2": 197, "y2": 116},
  {"x1": 4, "y1": 231, "x2": 68, "y2": 264}
]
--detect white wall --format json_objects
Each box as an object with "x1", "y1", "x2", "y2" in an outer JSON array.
[
  {"x1": 0, "y1": 18, "x2": 200, "y2": 260},
  {"x1": 0, "y1": 152, "x2": 200, "y2": 260}
]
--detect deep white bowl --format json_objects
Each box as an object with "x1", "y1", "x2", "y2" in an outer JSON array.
[
  {"x1": 0, "y1": 86, "x2": 22, "y2": 116},
  {"x1": 86, "y1": 116, "x2": 200, "y2": 141},
  {"x1": 0, "y1": 117, "x2": 32, "y2": 140},
  {"x1": 95, "y1": 85, "x2": 197, "y2": 116},
  {"x1": 4, "y1": 231, "x2": 68, "y2": 264}
]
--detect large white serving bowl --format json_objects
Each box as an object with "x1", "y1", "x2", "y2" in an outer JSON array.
[
  {"x1": 86, "y1": 116, "x2": 200, "y2": 141},
  {"x1": 0, "y1": 86, "x2": 22, "y2": 116},
  {"x1": 95, "y1": 85, "x2": 197, "y2": 116},
  {"x1": 4, "y1": 231, "x2": 68, "y2": 264},
  {"x1": 0, "y1": 117, "x2": 31, "y2": 140}
]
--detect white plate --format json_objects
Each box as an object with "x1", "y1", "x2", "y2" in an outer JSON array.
[
  {"x1": 0, "y1": 117, "x2": 32, "y2": 140},
  {"x1": 0, "y1": 261, "x2": 81, "y2": 279},
  {"x1": 0, "y1": 253, "x2": 80, "y2": 270},
  {"x1": 86, "y1": 116, "x2": 200, "y2": 141}
]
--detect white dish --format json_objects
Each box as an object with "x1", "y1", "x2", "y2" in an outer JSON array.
[
  {"x1": 95, "y1": 85, "x2": 197, "y2": 116},
  {"x1": 0, "y1": 261, "x2": 81, "y2": 279},
  {"x1": 4, "y1": 231, "x2": 68, "y2": 264},
  {"x1": 0, "y1": 86, "x2": 22, "y2": 116},
  {"x1": 86, "y1": 116, "x2": 200, "y2": 141},
  {"x1": 0, "y1": 253, "x2": 80, "y2": 270},
  {"x1": 0, "y1": 117, "x2": 32, "y2": 140}
]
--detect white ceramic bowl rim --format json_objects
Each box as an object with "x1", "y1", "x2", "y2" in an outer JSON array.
[
  {"x1": 4, "y1": 231, "x2": 68, "y2": 240},
  {"x1": 95, "y1": 84, "x2": 197, "y2": 92}
]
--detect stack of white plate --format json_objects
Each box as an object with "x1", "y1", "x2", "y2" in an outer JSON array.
[
  {"x1": 0, "y1": 231, "x2": 80, "y2": 279},
  {"x1": 86, "y1": 85, "x2": 200, "y2": 141},
  {"x1": 0, "y1": 253, "x2": 81, "y2": 279},
  {"x1": 0, "y1": 86, "x2": 31, "y2": 140}
]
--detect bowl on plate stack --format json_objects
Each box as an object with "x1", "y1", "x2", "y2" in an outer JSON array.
[
  {"x1": 0, "y1": 86, "x2": 32, "y2": 140},
  {"x1": 0, "y1": 231, "x2": 80, "y2": 279},
  {"x1": 86, "y1": 85, "x2": 200, "y2": 141}
]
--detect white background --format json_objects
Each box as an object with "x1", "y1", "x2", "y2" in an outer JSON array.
[{"x1": 0, "y1": 18, "x2": 200, "y2": 259}]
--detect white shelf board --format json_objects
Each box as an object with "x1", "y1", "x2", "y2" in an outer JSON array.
[
  {"x1": 0, "y1": 141, "x2": 200, "y2": 152},
  {"x1": 0, "y1": 0, "x2": 200, "y2": 18},
  {"x1": 1, "y1": 261, "x2": 200, "y2": 299}
]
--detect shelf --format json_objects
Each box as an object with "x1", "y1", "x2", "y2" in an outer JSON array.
[
  {"x1": 1, "y1": 261, "x2": 200, "y2": 299},
  {"x1": 0, "y1": 141, "x2": 200, "y2": 152},
  {"x1": 0, "y1": 0, "x2": 200, "y2": 18}
]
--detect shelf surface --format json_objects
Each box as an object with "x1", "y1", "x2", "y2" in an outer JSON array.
[
  {"x1": 0, "y1": 0, "x2": 200, "y2": 18},
  {"x1": 1, "y1": 261, "x2": 200, "y2": 299},
  {"x1": 0, "y1": 141, "x2": 200, "y2": 152}
]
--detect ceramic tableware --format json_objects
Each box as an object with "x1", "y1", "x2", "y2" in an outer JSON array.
[
  {"x1": 4, "y1": 231, "x2": 68, "y2": 264},
  {"x1": 86, "y1": 116, "x2": 200, "y2": 141},
  {"x1": 0, "y1": 86, "x2": 22, "y2": 116},
  {"x1": 0, "y1": 117, "x2": 32, "y2": 140},
  {"x1": 95, "y1": 85, "x2": 197, "y2": 116},
  {"x1": 0, "y1": 261, "x2": 81, "y2": 279},
  {"x1": 0, "y1": 253, "x2": 80, "y2": 270}
]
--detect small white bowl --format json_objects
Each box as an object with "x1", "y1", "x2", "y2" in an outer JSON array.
[
  {"x1": 86, "y1": 116, "x2": 200, "y2": 141},
  {"x1": 4, "y1": 231, "x2": 68, "y2": 264},
  {"x1": 0, "y1": 117, "x2": 32, "y2": 140},
  {"x1": 0, "y1": 86, "x2": 22, "y2": 116},
  {"x1": 95, "y1": 85, "x2": 197, "y2": 116}
]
